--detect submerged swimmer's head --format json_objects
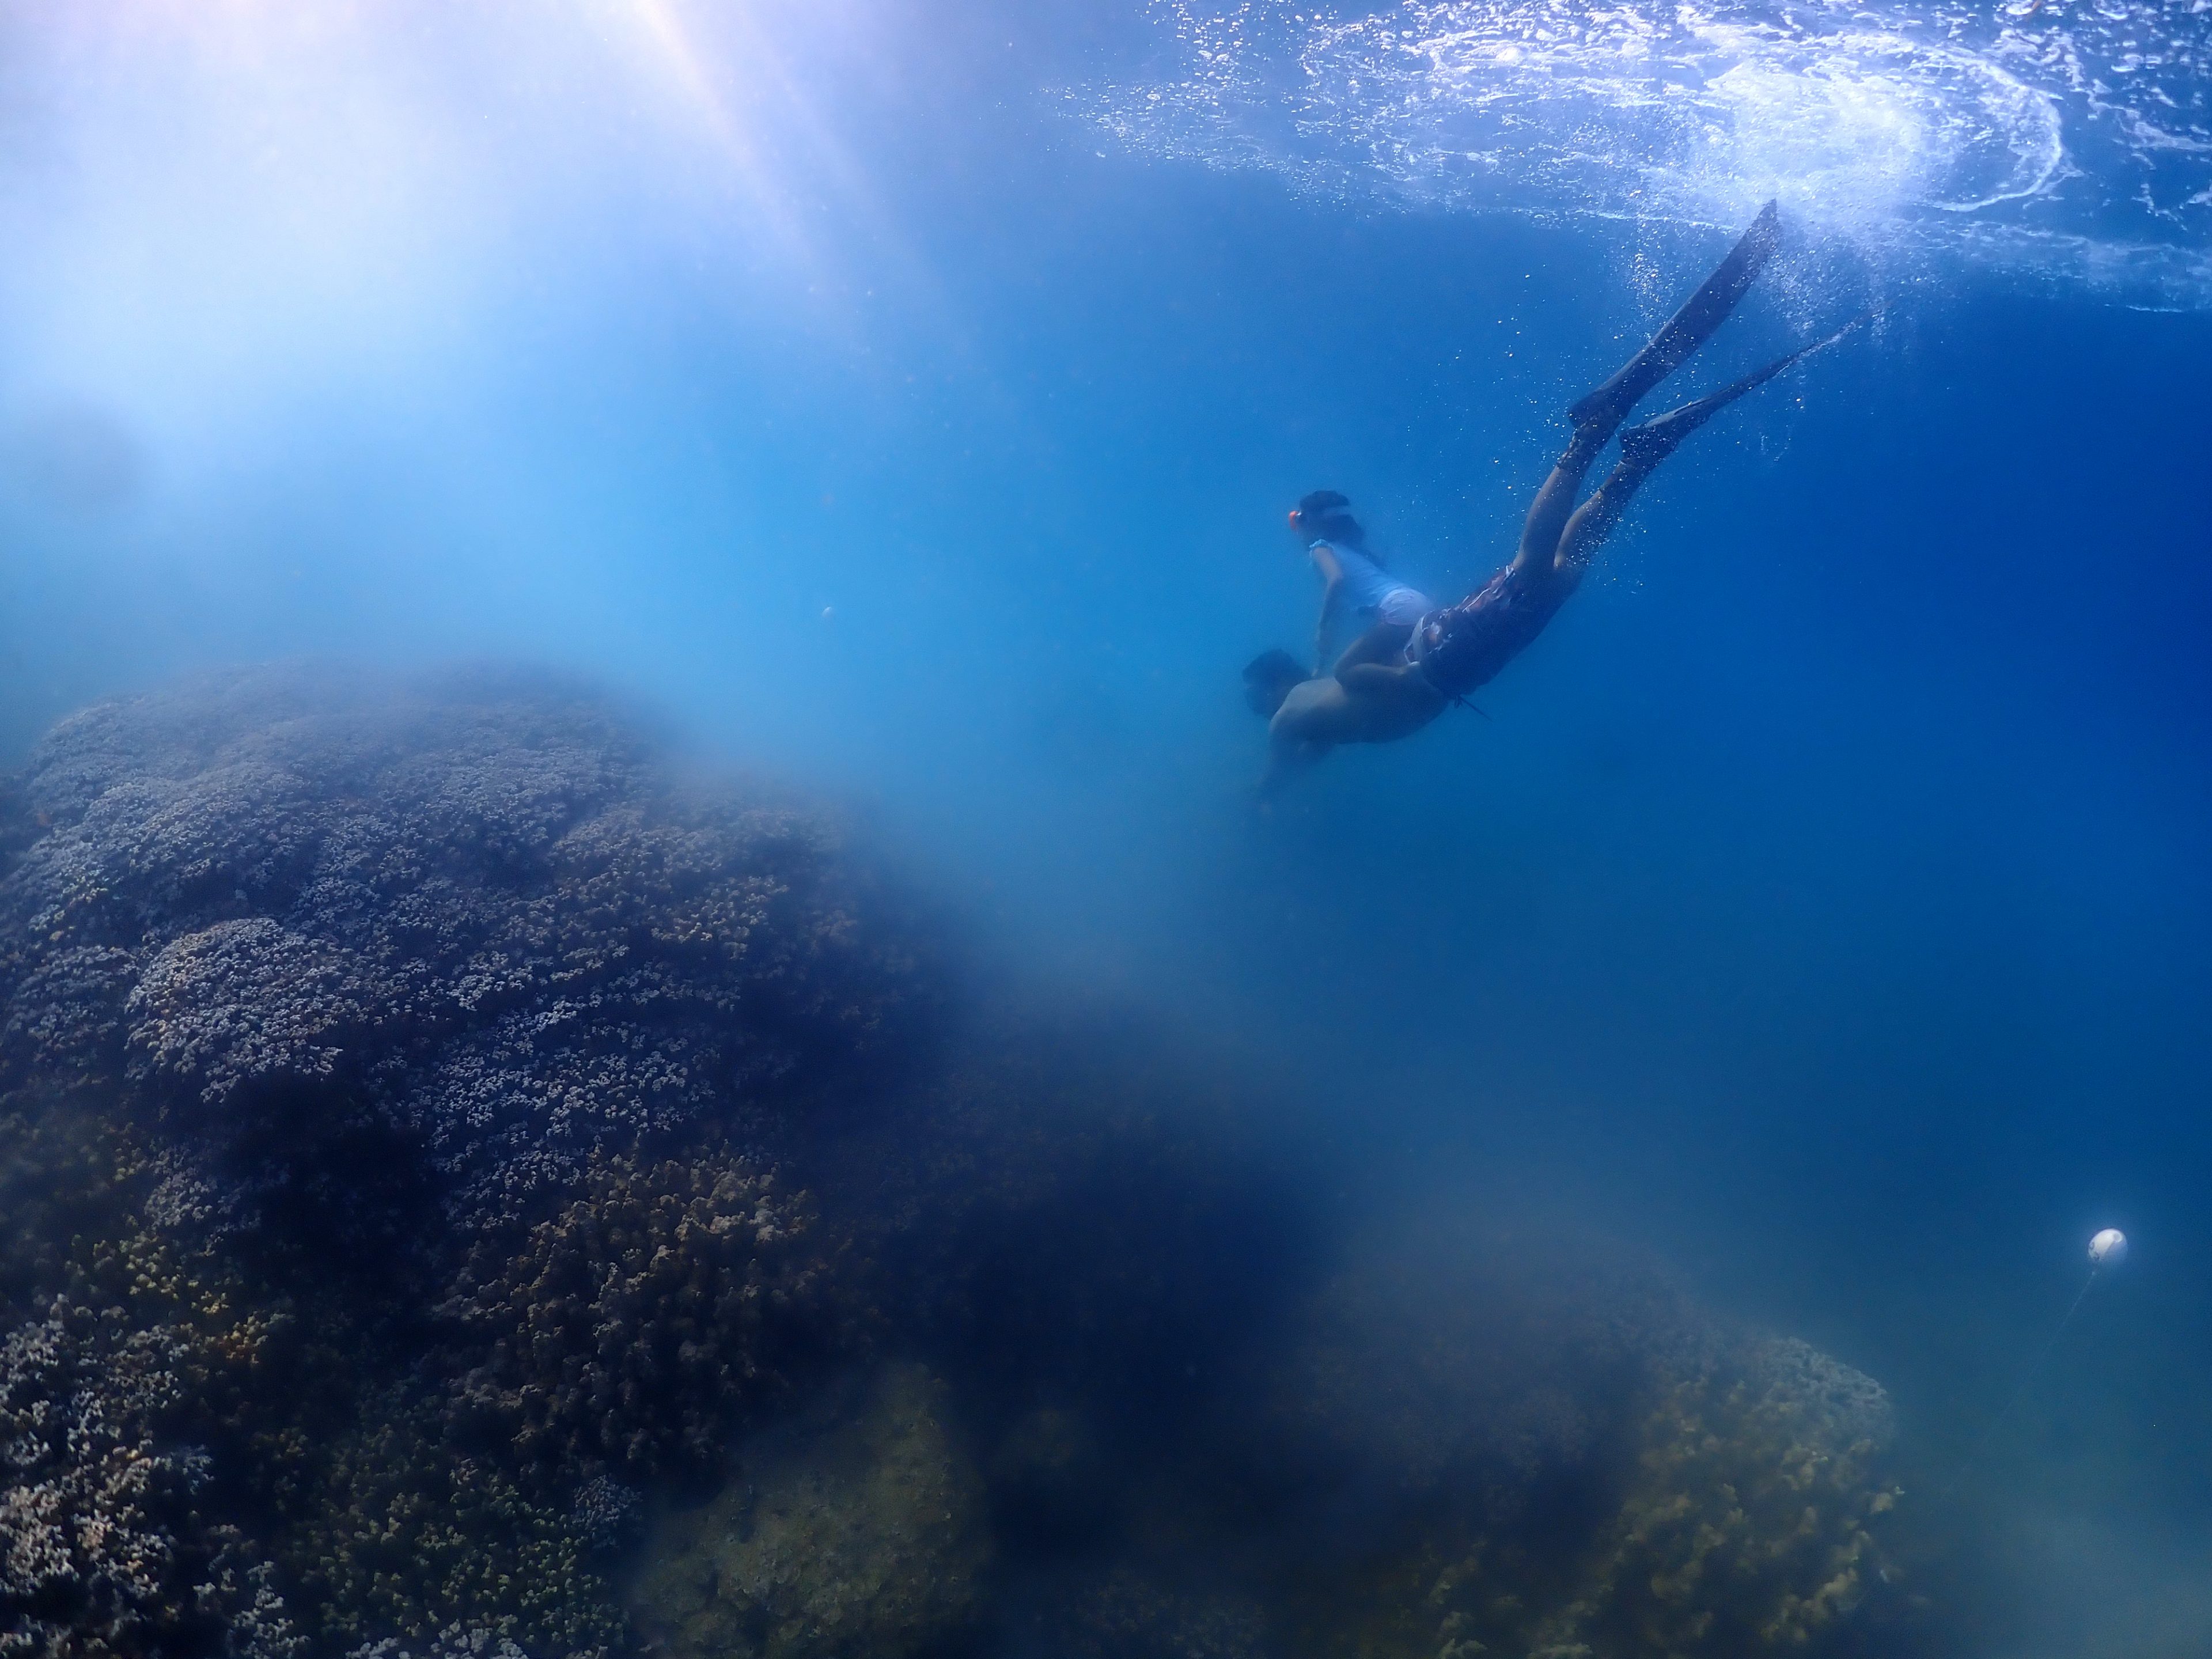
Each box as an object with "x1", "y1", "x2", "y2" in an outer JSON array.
[
  {"x1": 1288, "y1": 489, "x2": 1370, "y2": 552},
  {"x1": 1243, "y1": 648, "x2": 1308, "y2": 718}
]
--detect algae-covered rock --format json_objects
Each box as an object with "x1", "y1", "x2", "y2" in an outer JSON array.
[
  {"x1": 1232, "y1": 1221, "x2": 1906, "y2": 1659},
  {"x1": 1518, "y1": 1335, "x2": 1901, "y2": 1658},
  {"x1": 630, "y1": 1363, "x2": 988, "y2": 1659},
  {"x1": 999, "y1": 1567, "x2": 1270, "y2": 1659}
]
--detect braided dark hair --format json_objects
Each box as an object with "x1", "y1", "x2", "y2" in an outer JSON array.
[{"x1": 1293, "y1": 488, "x2": 1373, "y2": 556}]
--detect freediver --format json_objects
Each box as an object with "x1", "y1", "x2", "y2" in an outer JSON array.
[{"x1": 1244, "y1": 202, "x2": 1858, "y2": 798}]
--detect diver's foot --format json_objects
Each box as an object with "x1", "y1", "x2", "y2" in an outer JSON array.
[
  {"x1": 1567, "y1": 200, "x2": 1783, "y2": 434},
  {"x1": 1616, "y1": 311, "x2": 1867, "y2": 469}
]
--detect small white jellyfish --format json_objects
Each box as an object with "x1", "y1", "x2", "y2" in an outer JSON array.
[{"x1": 2088, "y1": 1228, "x2": 2128, "y2": 1268}]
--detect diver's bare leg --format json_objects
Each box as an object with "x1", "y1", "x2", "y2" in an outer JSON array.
[
  {"x1": 1511, "y1": 423, "x2": 1612, "y2": 575},
  {"x1": 1552, "y1": 319, "x2": 1862, "y2": 574},
  {"x1": 1548, "y1": 456, "x2": 1657, "y2": 582},
  {"x1": 1513, "y1": 202, "x2": 1782, "y2": 575},
  {"x1": 1331, "y1": 619, "x2": 1415, "y2": 676}
]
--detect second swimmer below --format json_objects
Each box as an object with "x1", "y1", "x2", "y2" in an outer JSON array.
[{"x1": 1244, "y1": 202, "x2": 1863, "y2": 799}]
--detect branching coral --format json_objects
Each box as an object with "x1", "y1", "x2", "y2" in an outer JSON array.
[
  {"x1": 350, "y1": 1627, "x2": 527, "y2": 1659},
  {"x1": 0, "y1": 668, "x2": 929, "y2": 1659},
  {"x1": 275, "y1": 1385, "x2": 623, "y2": 1659},
  {"x1": 0, "y1": 1101, "x2": 314, "y2": 1659},
  {"x1": 124, "y1": 919, "x2": 395, "y2": 1108},
  {"x1": 441, "y1": 1149, "x2": 825, "y2": 1484},
  {"x1": 0, "y1": 665, "x2": 928, "y2": 1232},
  {"x1": 0, "y1": 1299, "x2": 301, "y2": 1659}
]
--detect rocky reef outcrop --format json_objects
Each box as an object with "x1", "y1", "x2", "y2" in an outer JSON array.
[
  {"x1": 0, "y1": 666, "x2": 1921, "y2": 1659},
  {"x1": 1515, "y1": 1334, "x2": 1899, "y2": 1657},
  {"x1": 631, "y1": 1363, "x2": 988, "y2": 1659}
]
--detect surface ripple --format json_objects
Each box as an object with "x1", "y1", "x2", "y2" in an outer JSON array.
[{"x1": 1076, "y1": 0, "x2": 2212, "y2": 306}]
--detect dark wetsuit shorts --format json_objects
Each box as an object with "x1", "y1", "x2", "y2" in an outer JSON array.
[{"x1": 1404, "y1": 563, "x2": 1566, "y2": 700}]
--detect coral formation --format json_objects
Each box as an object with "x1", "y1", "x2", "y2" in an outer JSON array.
[
  {"x1": 274, "y1": 1384, "x2": 623, "y2": 1659},
  {"x1": 630, "y1": 1363, "x2": 988, "y2": 1659},
  {"x1": 0, "y1": 1298, "x2": 300, "y2": 1659},
  {"x1": 1031, "y1": 1569, "x2": 1269, "y2": 1659},
  {"x1": 0, "y1": 1106, "x2": 309, "y2": 1659},
  {"x1": 1199, "y1": 1221, "x2": 1908, "y2": 1659},
  {"x1": 350, "y1": 1628, "x2": 527, "y2": 1659},
  {"x1": 0, "y1": 668, "x2": 922, "y2": 1659},
  {"x1": 442, "y1": 1149, "x2": 826, "y2": 1484},
  {"x1": 0, "y1": 664, "x2": 924, "y2": 1230},
  {"x1": 0, "y1": 668, "x2": 1920, "y2": 1659}
]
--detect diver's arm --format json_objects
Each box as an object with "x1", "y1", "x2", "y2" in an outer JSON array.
[{"x1": 1309, "y1": 543, "x2": 1346, "y2": 672}]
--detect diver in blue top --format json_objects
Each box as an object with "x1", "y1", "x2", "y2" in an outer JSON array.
[
  {"x1": 1295, "y1": 494, "x2": 1432, "y2": 674},
  {"x1": 1244, "y1": 201, "x2": 1859, "y2": 798}
]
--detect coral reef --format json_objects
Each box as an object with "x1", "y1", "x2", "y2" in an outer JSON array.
[
  {"x1": 1182, "y1": 1219, "x2": 1909, "y2": 1659},
  {"x1": 0, "y1": 1185, "x2": 309, "y2": 1659},
  {"x1": 0, "y1": 668, "x2": 924, "y2": 1659},
  {"x1": 274, "y1": 1383, "x2": 623, "y2": 1659},
  {"x1": 441, "y1": 1148, "x2": 827, "y2": 1484},
  {"x1": 0, "y1": 669, "x2": 1920, "y2": 1659},
  {"x1": 1293, "y1": 1323, "x2": 1905, "y2": 1659},
  {"x1": 350, "y1": 1628, "x2": 527, "y2": 1659},
  {"x1": 0, "y1": 1086, "x2": 632, "y2": 1659},
  {"x1": 0, "y1": 1115, "x2": 310, "y2": 1659},
  {"x1": 630, "y1": 1363, "x2": 988, "y2": 1659},
  {"x1": 1023, "y1": 1569, "x2": 1269, "y2": 1659},
  {"x1": 0, "y1": 1298, "x2": 299, "y2": 1659},
  {"x1": 0, "y1": 664, "x2": 925, "y2": 1231}
]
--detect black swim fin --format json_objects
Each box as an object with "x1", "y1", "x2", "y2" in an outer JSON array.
[
  {"x1": 1616, "y1": 309, "x2": 1870, "y2": 469},
  {"x1": 1568, "y1": 201, "x2": 1783, "y2": 432}
]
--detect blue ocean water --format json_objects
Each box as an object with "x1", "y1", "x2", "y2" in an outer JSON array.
[{"x1": 2, "y1": 2, "x2": 2209, "y2": 1651}]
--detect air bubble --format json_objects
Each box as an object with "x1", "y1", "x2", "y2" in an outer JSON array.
[{"x1": 1071, "y1": 0, "x2": 2212, "y2": 308}]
